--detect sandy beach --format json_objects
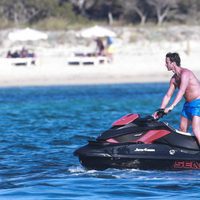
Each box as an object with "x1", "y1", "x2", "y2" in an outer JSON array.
[
  {"x1": 0, "y1": 27, "x2": 200, "y2": 87},
  {"x1": 0, "y1": 51, "x2": 199, "y2": 87}
]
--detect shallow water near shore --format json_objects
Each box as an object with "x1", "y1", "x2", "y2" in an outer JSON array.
[{"x1": 0, "y1": 83, "x2": 199, "y2": 200}]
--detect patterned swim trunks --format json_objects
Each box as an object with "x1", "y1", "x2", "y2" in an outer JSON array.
[{"x1": 181, "y1": 99, "x2": 200, "y2": 120}]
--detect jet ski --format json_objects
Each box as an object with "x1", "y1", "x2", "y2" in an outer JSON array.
[{"x1": 74, "y1": 109, "x2": 200, "y2": 170}]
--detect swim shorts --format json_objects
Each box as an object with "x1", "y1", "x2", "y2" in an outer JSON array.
[{"x1": 181, "y1": 99, "x2": 200, "y2": 120}]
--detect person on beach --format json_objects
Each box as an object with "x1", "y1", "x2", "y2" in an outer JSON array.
[
  {"x1": 154, "y1": 52, "x2": 200, "y2": 143},
  {"x1": 105, "y1": 36, "x2": 115, "y2": 63},
  {"x1": 95, "y1": 37, "x2": 105, "y2": 56}
]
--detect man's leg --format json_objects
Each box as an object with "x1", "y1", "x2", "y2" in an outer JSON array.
[
  {"x1": 179, "y1": 116, "x2": 190, "y2": 132},
  {"x1": 192, "y1": 116, "x2": 200, "y2": 143}
]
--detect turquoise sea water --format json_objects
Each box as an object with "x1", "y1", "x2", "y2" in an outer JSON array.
[{"x1": 0, "y1": 83, "x2": 200, "y2": 200}]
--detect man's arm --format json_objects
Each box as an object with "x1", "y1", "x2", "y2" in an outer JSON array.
[
  {"x1": 160, "y1": 77, "x2": 176, "y2": 109},
  {"x1": 165, "y1": 71, "x2": 189, "y2": 112},
  {"x1": 153, "y1": 77, "x2": 176, "y2": 119}
]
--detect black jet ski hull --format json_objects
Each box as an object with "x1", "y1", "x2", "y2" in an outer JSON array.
[
  {"x1": 75, "y1": 142, "x2": 200, "y2": 170},
  {"x1": 77, "y1": 155, "x2": 200, "y2": 170}
]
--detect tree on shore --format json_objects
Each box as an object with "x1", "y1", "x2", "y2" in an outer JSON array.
[
  {"x1": 0, "y1": 0, "x2": 199, "y2": 29},
  {"x1": 147, "y1": 0, "x2": 178, "y2": 25},
  {"x1": 123, "y1": 0, "x2": 149, "y2": 25}
]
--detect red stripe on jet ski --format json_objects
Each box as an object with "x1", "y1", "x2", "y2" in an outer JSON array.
[
  {"x1": 106, "y1": 138, "x2": 119, "y2": 143},
  {"x1": 135, "y1": 130, "x2": 170, "y2": 144},
  {"x1": 112, "y1": 114, "x2": 139, "y2": 126}
]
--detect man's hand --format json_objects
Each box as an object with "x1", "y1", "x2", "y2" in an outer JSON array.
[
  {"x1": 152, "y1": 111, "x2": 159, "y2": 119},
  {"x1": 164, "y1": 105, "x2": 174, "y2": 113},
  {"x1": 152, "y1": 108, "x2": 166, "y2": 119}
]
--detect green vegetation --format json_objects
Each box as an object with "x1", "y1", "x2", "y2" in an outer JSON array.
[{"x1": 0, "y1": 0, "x2": 199, "y2": 30}]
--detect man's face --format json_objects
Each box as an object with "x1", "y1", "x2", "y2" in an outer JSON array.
[{"x1": 165, "y1": 57, "x2": 173, "y2": 71}]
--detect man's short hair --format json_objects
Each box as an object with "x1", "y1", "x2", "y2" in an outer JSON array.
[{"x1": 166, "y1": 52, "x2": 181, "y2": 66}]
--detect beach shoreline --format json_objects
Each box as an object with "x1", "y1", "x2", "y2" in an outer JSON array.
[{"x1": 0, "y1": 53, "x2": 199, "y2": 88}]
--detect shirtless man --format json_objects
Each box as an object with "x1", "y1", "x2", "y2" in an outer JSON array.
[{"x1": 154, "y1": 52, "x2": 200, "y2": 143}]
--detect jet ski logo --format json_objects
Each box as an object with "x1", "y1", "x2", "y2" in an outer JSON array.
[
  {"x1": 134, "y1": 148, "x2": 155, "y2": 152},
  {"x1": 174, "y1": 161, "x2": 200, "y2": 169},
  {"x1": 169, "y1": 150, "x2": 175, "y2": 155}
]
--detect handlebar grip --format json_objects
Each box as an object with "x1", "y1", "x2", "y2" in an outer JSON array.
[{"x1": 156, "y1": 108, "x2": 166, "y2": 119}]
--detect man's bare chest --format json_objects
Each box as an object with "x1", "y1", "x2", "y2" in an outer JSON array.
[{"x1": 174, "y1": 76, "x2": 181, "y2": 88}]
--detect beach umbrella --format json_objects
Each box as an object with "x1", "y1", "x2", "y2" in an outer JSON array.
[
  {"x1": 78, "y1": 25, "x2": 116, "y2": 38},
  {"x1": 8, "y1": 28, "x2": 48, "y2": 41}
]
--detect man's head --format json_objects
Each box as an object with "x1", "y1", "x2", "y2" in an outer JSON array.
[
  {"x1": 166, "y1": 52, "x2": 181, "y2": 66},
  {"x1": 165, "y1": 52, "x2": 181, "y2": 72}
]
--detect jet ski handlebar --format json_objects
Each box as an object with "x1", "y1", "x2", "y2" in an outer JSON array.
[{"x1": 155, "y1": 108, "x2": 167, "y2": 119}]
